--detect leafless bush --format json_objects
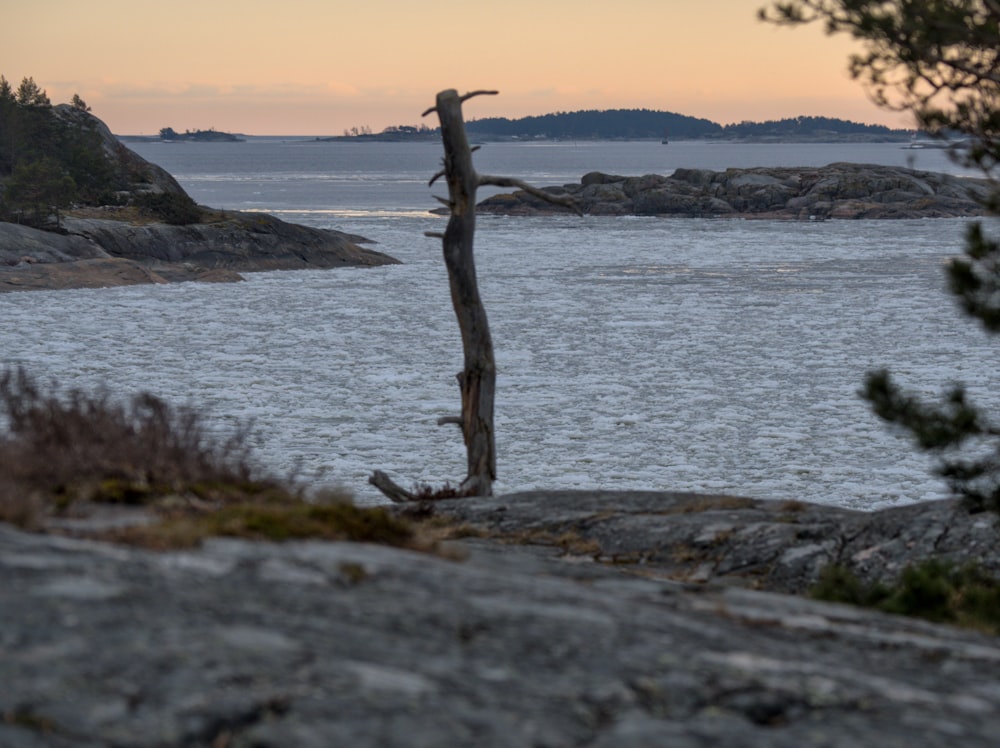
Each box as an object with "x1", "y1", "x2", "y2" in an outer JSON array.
[
  {"x1": 0, "y1": 368, "x2": 444, "y2": 553},
  {"x1": 0, "y1": 367, "x2": 274, "y2": 521}
]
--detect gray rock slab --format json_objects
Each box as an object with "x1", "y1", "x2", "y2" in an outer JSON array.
[
  {"x1": 430, "y1": 490, "x2": 999, "y2": 592},
  {"x1": 4, "y1": 490, "x2": 1000, "y2": 746}
]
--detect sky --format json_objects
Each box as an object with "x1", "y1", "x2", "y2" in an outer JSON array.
[{"x1": 1, "y1": 0, "x2": 912, "y2": 136}]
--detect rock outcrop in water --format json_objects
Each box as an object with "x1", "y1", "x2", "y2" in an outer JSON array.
[
  {"x1": 476, "y1": 163, "x2": 993, "y2": 219},
  {"x1": 0, "y1": 105, "x2": 398, "y2": 293},
  {"x1": 4, "y1": 490, "x2": 1000, "y2": 746},
  {"x1": 0, "y1": 214, "x2": 399, "y2": 292}
]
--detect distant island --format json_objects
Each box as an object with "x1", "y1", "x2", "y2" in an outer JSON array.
[
  {"x1": 315, "y1": 124, "x2": 439, "y2": 143},
  {"x1": 331, "y1": 109, "x2": 912, "y2": 143},
  {"x1": 112, "y1": 110, "x2": 914, "y2": 144},
  {"x1": 119, "y1": 127, "x2": 246, "y2": 143}
]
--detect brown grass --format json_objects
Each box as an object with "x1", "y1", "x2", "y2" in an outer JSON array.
[
  {"x1": 64, "y1": 204, "x2": 229, "y2": 226},
  {"x1": 779, "y1": 499, "x2": 809, "y2": 513},
  {"x1": 637, "y1": 495, "x2": 759, "y2": 517},
  {"x1": 456, "y1": 525, "x2": 603, "y2": 557},
  {"x1": 0, "y1": 368, "x2": 429, "y2": 553},
  {"x1": 64, "y1": 206, "x2": 159, "y2": 224},
  {"x1": 98, "y1": 497, "x2": 417, "y2": 551},
  {"x1": 0, "y1": 367, "x2": 263, "y2": 515}
]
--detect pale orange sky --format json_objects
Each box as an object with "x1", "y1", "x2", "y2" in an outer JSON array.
[{"x1": 1, "y1": 0, "x2": 911, "y2": 135}]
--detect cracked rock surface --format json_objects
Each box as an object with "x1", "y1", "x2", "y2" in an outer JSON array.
[
  {"x1": 4, "y1": 491, "x2": 1000, "y2": 747},
  {"x1": 432, "y1": 491, "x2": 1000, "y2": 592}
]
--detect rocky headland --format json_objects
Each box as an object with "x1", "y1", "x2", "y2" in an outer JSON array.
[
  {"x1": 0, "y1": 212, "x2": 398, "y2": 292},
  {"x1": 476, "y1": 163, "x2": 993, "y2": 219},
  {"x1": 4, "y1": 490, "x2": 1000, "y2": 747},
  {"x1": 0, "y1": 105, "x2": 398, "y2": 292}
]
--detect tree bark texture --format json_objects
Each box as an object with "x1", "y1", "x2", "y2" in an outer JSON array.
[
  {"x1": 432, "y1": 89, "x2": 497, "y2": 496},
  {"x1": 368, "y1": 90, "x2": 577, "y2": 503}
]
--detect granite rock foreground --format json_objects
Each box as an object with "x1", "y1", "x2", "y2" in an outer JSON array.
[
  {"x1": 4, "y1": 491, "x2": 1000, "y2": 747},
  {"x1": 476, "y1": 163, "x2": 993, "y2": 219}
]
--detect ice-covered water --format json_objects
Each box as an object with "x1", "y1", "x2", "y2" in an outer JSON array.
[{"x1": 2, "y1": 139, "x2": 995, "y2": 507}]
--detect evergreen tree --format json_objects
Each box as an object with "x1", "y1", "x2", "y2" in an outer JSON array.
[
  {"x1": 5, "y1": 157, "x2": 77, "y2": 227},
  {"x1": 0, "y1": 74, "x2": 133, "y2": 219},
  {"x1": 763, "y1": 1, "x2": 1000, "y2": 510},
  {"x1": 0, "y1": 76, "x2": 14, "y2": 105},
  {"x1": 15, "y1": 76, "x2": 50, "y2": 107},
  {"x1": 0, "y1": 76, "x2": 14, "y2": 175}
]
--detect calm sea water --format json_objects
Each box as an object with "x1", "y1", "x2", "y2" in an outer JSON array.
[{"x1": 2, "y1": 138, "x2": 994, "y2": 507}]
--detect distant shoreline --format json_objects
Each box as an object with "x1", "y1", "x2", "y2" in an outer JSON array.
[
  {"x1": 118, "y1": 133, "x2": 916, "y2": 145},
  {"x1": 117, "y1": 108, "x2": 919, "y2": 144},
  {"x1": 119, "y1": 129, "x2": 246, "y2": 144}
]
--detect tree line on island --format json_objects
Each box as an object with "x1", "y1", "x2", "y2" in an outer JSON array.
[
  {"x1": 465, "y1": 110, "x2": 906, "y2": 140},
  {"x1": 338, "y1": 109, "x2": 909, "y2": 142},
  {"x1": 158, "y1": 127, "x2": 244, "y2": 143}
]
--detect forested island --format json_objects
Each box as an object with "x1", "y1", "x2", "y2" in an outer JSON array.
[
  {"x1": 156, "y1": 127, "x2": 245, "y2": 142},
  {"x1": 337, "y1": 109, "x2": 910, "y2": 142},
  {"x1": 118, "y1": 127, "x2": 246, "y2": 143}
]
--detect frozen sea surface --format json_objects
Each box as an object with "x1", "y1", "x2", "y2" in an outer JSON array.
[
  {"x1": 3, "y1": 139, "x2": 996, "y2": 507},
  {"x1": 4, "y1": 210, "x2": 995, "y2": 509}
]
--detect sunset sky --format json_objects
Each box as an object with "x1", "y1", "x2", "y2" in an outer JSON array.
[{"x1": 2, "y1": 0, "x2": 911, "y2": 136}]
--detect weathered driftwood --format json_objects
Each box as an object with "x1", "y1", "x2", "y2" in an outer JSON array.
[{"x1": 370, "y1": 89, "x2": 576, "y2": 503}]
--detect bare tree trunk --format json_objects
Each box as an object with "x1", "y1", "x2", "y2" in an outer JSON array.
[
  {"x1": 433, "y1": 89, "x2": 497, "y2": 496},
  {"x1": 370, "y1": 90, "x2": 577, "y2": 503}
]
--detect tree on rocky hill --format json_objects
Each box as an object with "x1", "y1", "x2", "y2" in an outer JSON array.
[
  {"x1": 763, "y1": 0, "x2": 1000, "y2": 511},
  {"x1": 0, "y1": 75, "x2": 138, "y2": 222},
  {"x1": 15, "y1": 76, "x2": 50, "y2": 107},
  {"x1": 70, "y1": 93, "x2": 91, "y2": 112},
  {"x1": 4, "y1": 157, "x2": 76, "y2": 227},
  {"x1": 0, "y1": 76, "x2": 13, "y2": 105}
]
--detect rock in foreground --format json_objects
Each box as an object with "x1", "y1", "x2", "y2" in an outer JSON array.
[
  {"x1": 477, "y1": 163, "x2": 992, "y2": 219},
  {"x1": 4, "y1": 490, "x2": 1000, "y2": 747}
]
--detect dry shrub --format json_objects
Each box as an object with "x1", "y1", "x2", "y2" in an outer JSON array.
[
  {"x1": 0, "y1": 482, "x2": 47, "y2": 530},
  {"x1": 0, "y1": 368, "x2": 429, "y2": 553},
  {"x1": 811, "y1": 559, "x2": 1000, "y2": 635},
  {"x1": 0, "y1": 367, "x2": 263, "y2": 513}
]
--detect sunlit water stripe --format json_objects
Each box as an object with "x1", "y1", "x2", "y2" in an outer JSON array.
[{"x1": 250, "y1": 208, "x2": 436, "y2": 219}]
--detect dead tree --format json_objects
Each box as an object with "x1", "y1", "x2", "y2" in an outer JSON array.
[{"x1": 370, "y1": 89, "x2": 577, "y2": 502}]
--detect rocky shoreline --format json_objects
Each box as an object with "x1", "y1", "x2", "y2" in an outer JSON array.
[
  {"x1": 476, "y1": 163, "x2": 993, "y2": 219},
  {"x1": 4, "y1": 490, "x2": 1000, "y2": 746},
  {"x1": 0, "y1": 105, "x2": 399, "y2": 293},
  {"x1": 0, "y1": 213, "x2": 398, "y2": 293}
]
